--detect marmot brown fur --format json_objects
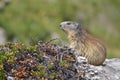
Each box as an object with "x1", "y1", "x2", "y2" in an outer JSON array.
[{"x1": 60, "y1": 21, "x2": 106, "y2": 66}]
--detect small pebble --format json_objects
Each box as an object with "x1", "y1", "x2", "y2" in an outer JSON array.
[{"x1": 7, "y1": 76, "x2": 14, "y2": 80}]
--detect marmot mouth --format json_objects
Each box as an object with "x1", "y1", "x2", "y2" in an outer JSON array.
[
  {"x1": 60, "y1": 27, "x2": 67, "y2": 33},
  {"x1": 61, "y1": 28, "x2": 65, "y2": 32}
]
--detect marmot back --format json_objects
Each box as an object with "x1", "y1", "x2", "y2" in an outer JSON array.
[{"x1": 60, "y1": 21, "x2": 106, "y2": 66}]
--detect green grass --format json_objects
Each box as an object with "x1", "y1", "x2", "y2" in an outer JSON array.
[{"x1": 0, "y1": 0, "x2": 120, "y2": 58}]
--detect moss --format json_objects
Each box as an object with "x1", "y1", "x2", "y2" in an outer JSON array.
[
  {"x1": 38, "y1": 64, "x2": 45, "y2": 70},
  {"x1": 39, "y1": 70, "x2": 47, "y2": 77},
  {"x1": 49, "y1": 72, "x2": 58, "y2": 79},
  {"x1": 48, "y1": 65, "x2": 53, "y2": 70},
  {"x1": 0, "y1": 70, "x2": 6, "y2": 80},
  {"x1": 30, "y1": 70, "x2": 39, "y2": 76},
  {"x1": 37, "y1": 53, "x2": 44, "y2": 59},
  {"x1": 7, "y1": 57, "x2": 16, "y2": 63},
  {"x1": 59, "y1": 60, "x2": 69, "y2": 68},
  {"x1": 0, "y1": 42, "x2": 81, "y2": 79},
  {"x1": 0, "y1": 65, "x2": 3, "y2": 70},
  {"x1": 0, "y1": 43, "x2": 25, "y2": 79},
  {"x1": 31, "y1": 70, "x2": 47, "y2": 78},
  {"x1": 27, "y1": 45, "x2": 38, "y2": 53}
]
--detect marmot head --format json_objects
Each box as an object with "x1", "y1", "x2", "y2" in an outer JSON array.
[{"x1": 60, "y1": 21, "x2": 82, "y2": 34}]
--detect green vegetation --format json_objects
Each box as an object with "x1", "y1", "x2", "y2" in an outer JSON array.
[
  {"x1": 0, "y1": 69, "x2": 5, "y2": 80},
  {"x1": 59, "y1": 60, "x2": 69, "y2": 68},
  {"x1": 49, "y1": 72, "x2": 58, "y2": 79},
  {"x1": 0, "y1": 42, "x2": 81, "y2": 79},
  {"x1": 31, "y1": 70, "x2": 47, "y2": 78},
  {"x1": 0, "y1": 0, "x2": 120, "y2": 58}
]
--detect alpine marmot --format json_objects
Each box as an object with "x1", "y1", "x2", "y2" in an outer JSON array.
[{"x1": 60, "y1": 21, "x2": 106, "y2": 66}]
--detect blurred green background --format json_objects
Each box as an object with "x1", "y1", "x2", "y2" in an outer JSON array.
[{"x1": 0, "y1": 0, "x2": 120, "y2": 58}]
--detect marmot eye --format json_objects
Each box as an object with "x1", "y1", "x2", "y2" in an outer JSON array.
[{"x1": 67, "y1": 22, "x2": 71, "y2": 25}]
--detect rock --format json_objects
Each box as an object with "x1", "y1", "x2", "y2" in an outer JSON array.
[
  {"x1": 0, "y1": 27, "x2": 6, "y2": 44},
  {"x1": 7, "y1": 76, "x2": 14, "y2": 80},
  {"x1": 79, "y1": 58, "x2": 120, "y2": 80},
  {"x1": 4, "y1": 0, "x2": 11, "y2": 5},
  {"x1": 98, "y1": 58, "x2": 120, "y2": 80},
  {"x1": 0, "y1": 2, "x2": 5, "y2": 11}
]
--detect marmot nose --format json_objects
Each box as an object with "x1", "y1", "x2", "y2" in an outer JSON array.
[
  {"x1": 60, "y1": 24, "x2": 64, "y2": 30},
  {"x1": 60, "y1": 22, "x2": 66, "y2": 28},
  {"x1": 60, "y1": 23, "x2": 64, "y2": 28}
]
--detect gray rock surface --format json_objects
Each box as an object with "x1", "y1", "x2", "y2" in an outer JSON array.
[
  {"x1": 95, "y1": 58, "x2": 120, "y2": 80},
  {"x1": 79, "y1": 58, "x2": 120, "y2": 80},
  {"x1": 0, "y1": 27, "x2": 6, "y2": 44}
]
